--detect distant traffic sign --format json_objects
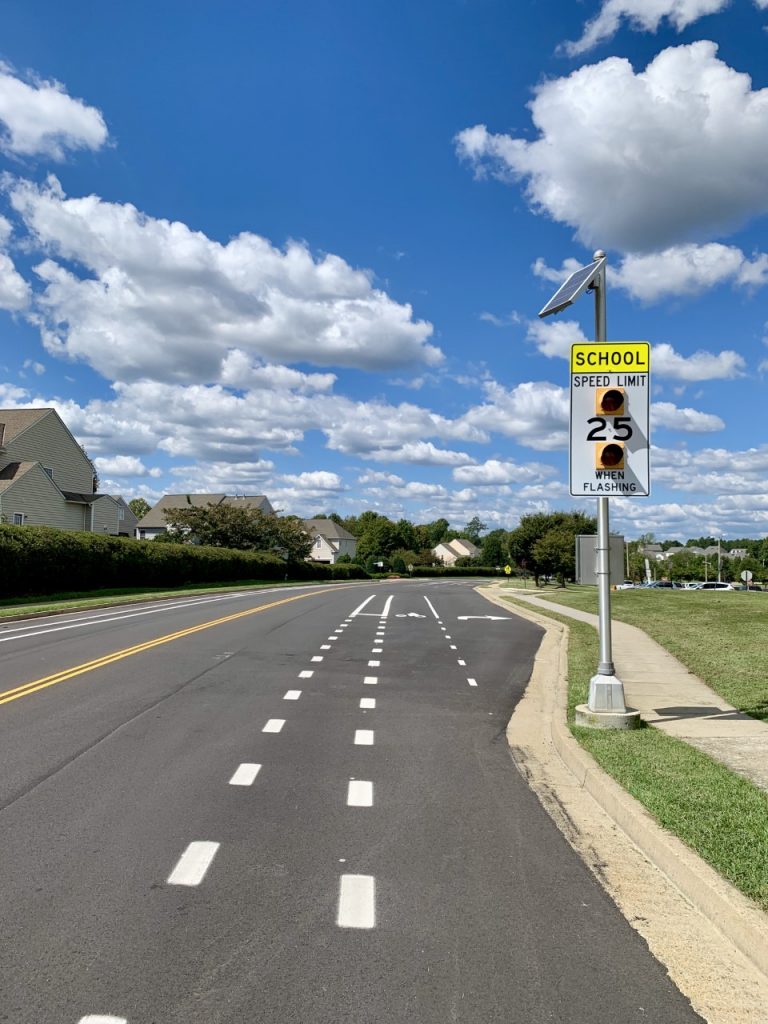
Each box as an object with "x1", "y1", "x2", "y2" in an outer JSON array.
[
  {"x1": 570, "y1": 342, "x2": 650, "y2": 497},
  {"x1": 504, "y1": 564, "x2": 512, "y2": 575}
]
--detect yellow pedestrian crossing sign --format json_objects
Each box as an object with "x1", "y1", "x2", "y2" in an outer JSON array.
[{"x1": 504, "y1": 564, "x2": 512, "y2": 575}]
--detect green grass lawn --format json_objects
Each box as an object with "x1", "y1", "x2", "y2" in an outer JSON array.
[
  {"x1": 501, "y1": 594, "x2": 768, "y2": 911},
  {"x1": 502, "y1": 583, "x2": 768, "y2": 721}
]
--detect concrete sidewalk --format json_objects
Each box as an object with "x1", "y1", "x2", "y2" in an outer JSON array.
[{"x1": 496, "y1": 587, "x2": 768, "y2": 793}]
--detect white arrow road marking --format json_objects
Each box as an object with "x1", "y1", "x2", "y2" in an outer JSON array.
[
  {"x1": 456, "y1": 615, "x2": 512, "y2": 620},
  {"x1": 395, "y1": 612, "x2": 425, "y2": 618}
]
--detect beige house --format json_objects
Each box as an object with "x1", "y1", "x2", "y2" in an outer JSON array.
[
  {"x1": 432, "y1": 538, "x2": 481, "y2": 566},
  {"x1": 0, "y1": 408, "x2": 137, "y2": 536},
  {"x1": 136, "y1": 493, "x2": 274, "y2": 540},
  {"x1": 304, "y1": 518, "x2": 357, "y2": 564}
]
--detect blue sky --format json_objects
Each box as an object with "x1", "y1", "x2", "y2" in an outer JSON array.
[{"x1": 1, "y1": 0, "x2": 768, "y2": 540}]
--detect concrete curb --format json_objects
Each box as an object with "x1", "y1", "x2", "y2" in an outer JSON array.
[{"x1": 478, "y1": 585, "x2": 768, "y2": 982}]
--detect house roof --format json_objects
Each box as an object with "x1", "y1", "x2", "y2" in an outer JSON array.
[
  {"x1": 0, "y1": 461, "x2": 36, "y2": 492},
  {"x1": 304, "y1": 518, "x2": 356, "y2": 542},
  {"x1": 136, "y1": 493, "x2": 272, "y2": 528},
  {"x1": 0, "y1": 408, "x2": 51, "y2": 448},
  {"x1": 448, "y1": 538, "x2": 480, "y2": 557}
]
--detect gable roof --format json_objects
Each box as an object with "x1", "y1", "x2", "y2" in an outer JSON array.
[
  {"x1": 0, "y1": 408, "x2": 52, "y2": 448},
  {"x1": 136, "y1": 493, "x2": 273, "y2": 528},
  {"x1": 304, "y1": 518, "x2": 356, "y2": 542},
  {"x1": 0, "y1": 461, "x2": 37, "y2": 493}
]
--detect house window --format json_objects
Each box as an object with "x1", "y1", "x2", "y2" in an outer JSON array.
[
  {"x1": 12, "y1": 513, "x2": 24, "y2": 525},
  {"x1": 118, "y1": 507, "x2": 125, "y2": 521},
  {"x1": 43, "y1": 466, "x2": 53, "y2": 479},
  {"x1": 315, "y1": 536, "x2": 322, "y2": 547}
]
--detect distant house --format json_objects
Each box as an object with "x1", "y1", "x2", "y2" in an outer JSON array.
[
  {"x1": 0, "y1": 407, "x2": 136, "y2": 536},
  {"x1": 304, "y1": 518, "x2": 357, "y2": 564},
  {"x1": 432, "y1": 538, "x2": 481, "y2": 566},
  {"x1": 135, "y1": 493, "x2": 274, "y2": 540}
]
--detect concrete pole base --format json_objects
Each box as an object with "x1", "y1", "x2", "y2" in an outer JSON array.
[{"x1": 575, "y1": 703, "x2": 642, "y2": 730}]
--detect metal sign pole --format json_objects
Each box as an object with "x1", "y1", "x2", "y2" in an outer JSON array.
[
  {"x1": 593, "y1": 255, "x2": 615, "y2": 678},
  {"x1": 587, "y1": 251, "x2": 632, "y2": 718}
]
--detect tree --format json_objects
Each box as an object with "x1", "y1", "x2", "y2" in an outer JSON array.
[
  {"x1": 480, "y1": 529, "x2": 507, "y2": 567},
  {"x1": 508, "y1": 511, "x2": 596, "y2": 585},
  {"x1": 129, "y1": 497, "x2": 151, "y2": 520},
  {"x1": 463, "y1": 516, "x2": 487, "y2": 542},
  {"x1": 162, "y1": 503, "x2": 312, "y2": 559},
  {"x1": 533, "y1": 527, "x2": 576, "y2": 585}
]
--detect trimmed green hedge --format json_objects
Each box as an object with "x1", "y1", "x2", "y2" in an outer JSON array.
[
  {"x1": 0, "y1": 525, "x2": 368, "y2": 598},
  {"x1": 409, "y1": 565, "x2": 503, "y2": 578}
]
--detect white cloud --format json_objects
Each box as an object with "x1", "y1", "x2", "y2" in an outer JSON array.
[
  {"x1": 531, "y1": 256, "x2": 584, "y2": 285},
  {"x1": 0, "y1": 251, "x2": 30, "y2": 310},
  {"x1": 364, "y1": 441, "x2": 473, "y2": 465},
  {"x1": 8, "y1": 176, "x2": 440, "y2": 381},
  {"x1": 651, "y1": 342, "x2": 745, "y2": 380},
  {"x1": 94, "y1": 455, "x2": 161, "y2": 478},
  {"x1": 452, "y1": 459, "x2": 556, "y2": 485},
  {"x1": 279, "y1": 470, "x2": 344, "y2": 491},
  {"x1": 0, "y1": 63, "x2": 108, "y2": 159},
  {"x1": 456, "y1": 42, "x2": 768, "y2": 252},
  {"x1": 479, "y1": 310, "x2": 522, "y2": 327},
  {"x1": 612, "y1": 243, "x2": 768, "y2": 301},
  {"x1": 358, "y1": 471, "x2": 405, "y2": 486},
  {"x1": 526, "y1": 318, "x2": 588, "y2": 359},
  {"x1": 563, "y1": 0, "x2": 729, "y2": 57},
  {"x1": 651, "y1": 401, "x2": 725, "y2": 432},
  {"x1": 22, "y1": 359, "x2": 45, "y2": 375},
  {"x1": 463, "y1": 380, "x2": 569, "y2": 451}
]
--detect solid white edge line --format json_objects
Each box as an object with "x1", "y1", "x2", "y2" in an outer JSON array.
[
  {"x1": 263, "y1": 719, "x2": 285, "y2": 733},
  {"x1": 347, "y1": 780, "x2": 374, "y2": 806},
  {"x1": 423, "y1": 596, "x2": 440, "y2": 619},
  {"x1": 229, "y1": 763, "x2": 262, "y2": 785},
  {"x1": 337, "y1": 874, "x2": 376, "y2": 928},
  {"x1": 381, "y1": 595, "x2": 394, "y2": 618},
  {"x1": 363, "y1": 676, "x2": 378, "y2": 685},
  {"x1": 167, "y1": 841, "x2": 219, "y2": 886},
  {"x1": 360, "y1": 697, "x2": 376, "y2": 709},
  {"x1": 283, "y1": 690, "x2": 301, "y2": 700},
  {"x1": 354, "y1": 729, "x2": 374, "y2": 745}
]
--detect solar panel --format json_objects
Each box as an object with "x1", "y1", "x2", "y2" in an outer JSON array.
[{"x1": 538, "y1": 257, "x2": 604, "y2": 319}]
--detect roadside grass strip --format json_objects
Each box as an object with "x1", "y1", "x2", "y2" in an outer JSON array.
[
  {"x1": 503, "y1": 584, "x2": 768, "y2": 721},
  {"x1": 502, "y1": 595, "x2": 768, "y2": 912}
]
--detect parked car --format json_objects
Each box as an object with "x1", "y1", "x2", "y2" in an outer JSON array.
[
  {"x1": 615, "y1": 580, "x2": 636, "y2": 589},
  {"x1": 697, "y1": 582, "x2": 735, "y2": 591},
  {"x1": 644, "y1": 580, "x2": 683, "y2": 589},
  {"x1": 681, "y1": 582, "x2": 703, "y2": 590}
]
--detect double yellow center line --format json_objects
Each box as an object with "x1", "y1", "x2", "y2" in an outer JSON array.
[{"x1": 0, "y1": 588, "x2": 335, "y2": 707}]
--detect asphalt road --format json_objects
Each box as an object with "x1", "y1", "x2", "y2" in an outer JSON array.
[{"x1": 0, "y1": 580, "x2": 703, "y2": 1023}]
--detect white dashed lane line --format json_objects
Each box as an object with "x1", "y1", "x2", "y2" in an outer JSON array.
[
  {"x1": 468, "y1": 678, "x2": 478, "y2": 687},
  {"x1": 354, "y1": 729, "x2": 374, "y2": 745},
  {"x1": 311, "y1": 655, "x2": 324, "y2": 663},
  {"x1": 167, "y1": 842, "x2": 220, "y2": 886},
  {"x1": 229, "y1": 763, "x2": 262, "y2": 786},
  {"x1": 360, "y1": 697, "x2": 376, "y2": 709},
  {"x1": 79, "y1": 1017, "x2": 128, "y2": 1023},
  {"x1": 458, "y1": 659, "x2": 466, "y2": 667},
  {"x1": 283, "y1": 690, "x2": 301, "y2": 700},
  {"x1": 347, "y1": 780, "x2": 374, "y2": 806},
  {"x1": 364, "y1": 676, "x2": 378, "y2": 685},
  {"x1": 337, "y1": 874, "x2": 376, "y2": 928},
  {"x1": 368, "y1": 660, "x2": 380, "y2": 667},
  {"x1": 321, "y1": 644, "x2": 331, "y2": 650},
  {"x1": 299, "y1": 670, "x2": 314, "y2": 679},
  {"x1": 263, "y1": 719, "x2": 285, "y2": 733}
]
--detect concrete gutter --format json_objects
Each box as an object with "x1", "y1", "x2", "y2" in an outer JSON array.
[{"x1": 478, "y1": 584, "x2": 768, "y2": 1001}]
